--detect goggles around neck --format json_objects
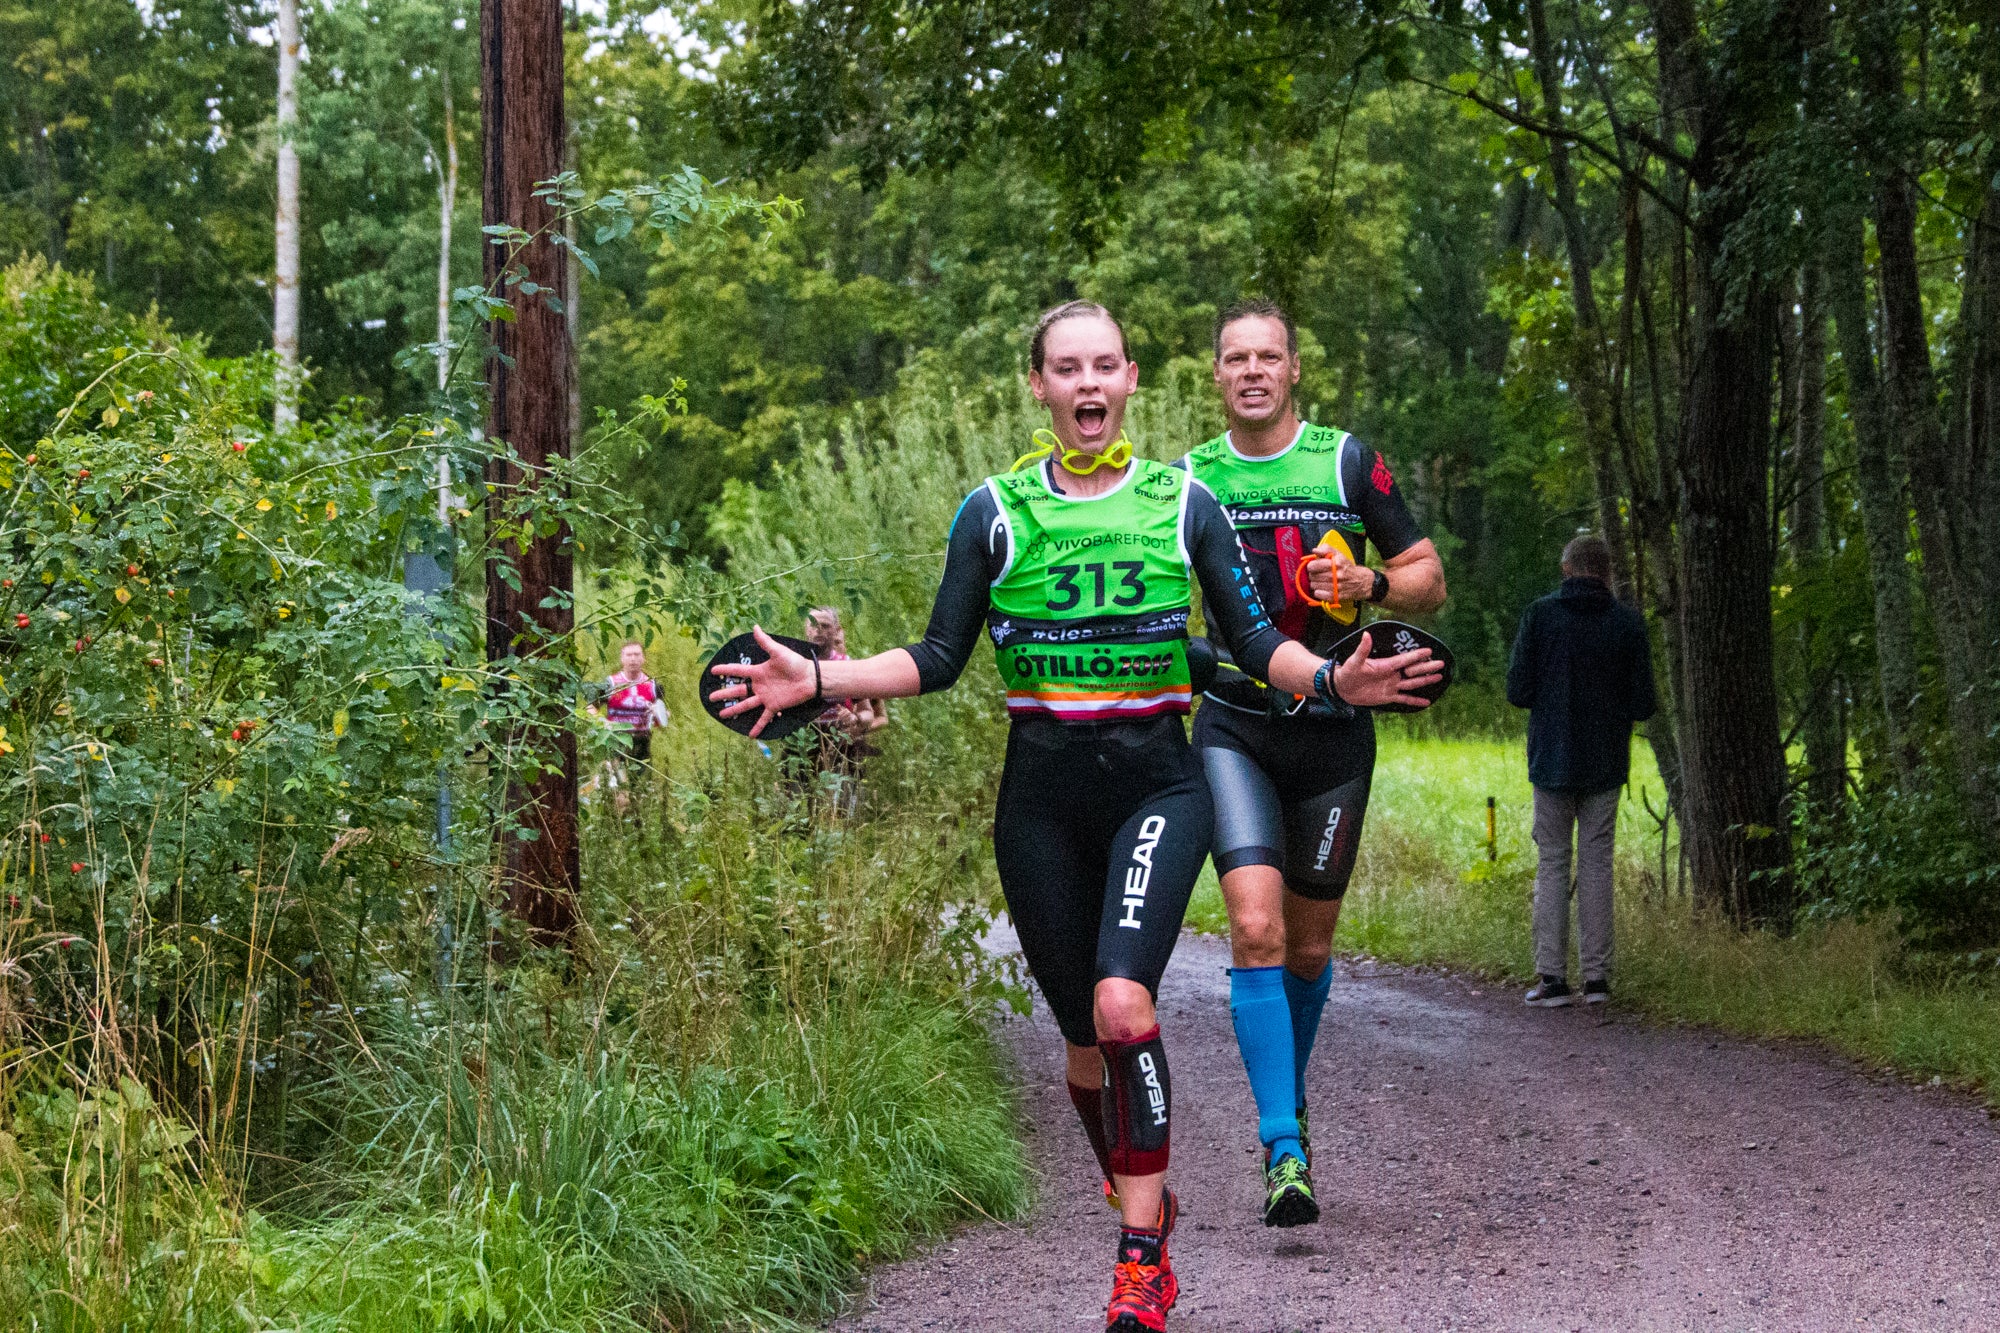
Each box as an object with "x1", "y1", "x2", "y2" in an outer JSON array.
[{"x1": 1011, "y1": 426, "x2": 1135, "y2": 476}]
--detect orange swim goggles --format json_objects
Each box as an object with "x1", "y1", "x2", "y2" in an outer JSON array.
[{"x1": 1292, "y1": 530, "x2": 1361, "y2": 627}]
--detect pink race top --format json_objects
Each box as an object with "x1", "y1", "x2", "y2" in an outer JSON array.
[{"x1": 606, "y1": 674, "x2": 660, "y2": 732}]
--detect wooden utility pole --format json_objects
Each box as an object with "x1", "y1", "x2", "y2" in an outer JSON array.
[
  {"x1": 273, "y1": 0, "x2": 302, "y2": 429},
  {"x1": 481, "y1": 0, "x2": 579, "y2": 940}
]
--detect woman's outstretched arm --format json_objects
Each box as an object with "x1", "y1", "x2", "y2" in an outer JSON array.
[{"x1": 710, "y1": 488, "x2": 1000, "y2": 735}]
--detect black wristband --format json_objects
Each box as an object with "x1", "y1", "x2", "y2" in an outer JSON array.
[
  {"x1": 1369, "y1": 568, "x2": 1390, "y2": 604},
  {"x1": 1313, "y1": 657, "x2": 1340, "y2": 709},
  {"x1": 811, "y1": 650, "x2": 824, "y2": 703}
]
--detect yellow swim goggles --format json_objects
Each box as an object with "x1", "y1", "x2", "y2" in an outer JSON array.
[{"x1": 1012, "y1": 427, "x2": 1134, "y2": 476}]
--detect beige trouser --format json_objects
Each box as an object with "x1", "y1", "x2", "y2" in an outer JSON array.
[{"x1": 1531, "y1": 785, "x2": 1620, "y2": 982}]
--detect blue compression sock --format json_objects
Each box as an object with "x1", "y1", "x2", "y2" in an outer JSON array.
[
  {"x1": 1229, "y1": 966, "x2": 1302, "y2": 1163},
  {"x1": 1283, "y1": 962, "x2": 1334, "y2": 1112}
]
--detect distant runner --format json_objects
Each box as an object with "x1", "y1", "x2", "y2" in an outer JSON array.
[
  {"x1": 1181, "y1": 299, "x2": 1446, "y2": 1228},
  {"x1": 711, "y1": 301, "x2": 1439, "y2": 1331},
  {"x1": 606, "y1": 640, "x2": 670, "y2": 758},
  {"x1": 796, "y1": 607, "x2": 886, "y2": 815}
]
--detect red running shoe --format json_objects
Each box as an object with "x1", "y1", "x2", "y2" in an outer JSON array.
[{"x1": 1105, "y1": 1192, "x2": 1179, "y2": 1331}]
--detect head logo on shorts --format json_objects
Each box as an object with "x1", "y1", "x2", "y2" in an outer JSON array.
[
  {"x1": 1313, "y1": 805, "x2": 1344, "y2": 874},
  {"x1": 1119, "y1": 815, "x2": 1168, "y2": 929}
]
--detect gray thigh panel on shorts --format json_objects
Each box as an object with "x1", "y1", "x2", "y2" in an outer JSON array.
[{"x1": 1201, "y1": 743, "x2": 1285, "y2": 875}]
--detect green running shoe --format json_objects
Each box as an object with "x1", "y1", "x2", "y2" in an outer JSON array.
[{"x1": 1262, "y1": 1151, "x2": 1320, "y2": 1228}]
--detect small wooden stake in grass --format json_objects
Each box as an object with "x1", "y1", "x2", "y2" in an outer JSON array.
[{"x1": 1486, "y1": 796, "x2": 1497, "y2": 862}]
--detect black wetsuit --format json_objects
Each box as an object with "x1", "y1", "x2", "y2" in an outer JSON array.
[
  {"x1": 1181, "y1": 427, "x2": 1424, "y2": 900},
  {"x1": 903, "y1": 467, "x2": 1290, "y2": 1048}
]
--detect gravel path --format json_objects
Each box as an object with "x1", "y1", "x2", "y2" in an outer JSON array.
[{"x1": 831, "y1": 928, "x2": 2000, "y2": 1332}]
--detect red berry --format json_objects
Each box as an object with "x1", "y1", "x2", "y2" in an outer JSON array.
[
  {"x1": 39, "y1": 833, "x2": 49, "y2": 843},
  {"x1": 23, "y1": 453, "x2": 35, "y2": 465},
  {"x1": 231, "y1": 728, "x2": 244, "y2": 742},
  {"x1": 2, "y1": 579, "x2": 12, "y2": 589},
  {"x1": 76, "y1": 468, "x2": 88, "y2": 479},
  {"x1": 14, "y1": 613, "x2": 27, "y2": 628},
  {"x1": 232, "y1": 442, "x2": 247, "y2": 453},
  {"x1": 60, "y1": 938, "x2": 73, "y2": 949},
  {"x1": 69, "y1": 862, "x2": 83, "y2": 874},
  {"x1": 5, "y1": 894, "x2": 16, "y2": 908},
  {"x1": 126, "y1": 564, "x2": 139, "y2": 576},
  {"x1": 148, "y1": 657, "x2": 164, "y2": 667},
  {"x1": 73, "y1": 639, "x2": 84, "y2": 653}
]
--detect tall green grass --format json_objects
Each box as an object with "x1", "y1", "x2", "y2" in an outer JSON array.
[{"x1": 1189, "y1": 736, "x2": 2000, "y2": 1101}]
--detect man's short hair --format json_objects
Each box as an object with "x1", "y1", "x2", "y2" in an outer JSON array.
[
  {"x1": 1029, "y1": 300, "x2": 1127, "y2": 372},
  {"x1": 1562, "y1": 534, "x2": 1613, "y2": 582},
  {"x1": 1213, "y1": 298, "x2": 1298, "y2": 357}
]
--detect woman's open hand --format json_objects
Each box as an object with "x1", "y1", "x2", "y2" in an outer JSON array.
[
  {"x1": 1330, "y1": 631, "x2": 1445, "y2": 709},
  {"x1": 708, "y1": 626, "x2": 818, "y2": 737}
]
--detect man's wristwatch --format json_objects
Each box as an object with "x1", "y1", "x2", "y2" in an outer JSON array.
[
  {"x1": 1367, "y1": 568, "x2": 1390, "y2": 604},
  {"x1": 1310, "y1": 658, "x2": 1356, "y2": 719}
]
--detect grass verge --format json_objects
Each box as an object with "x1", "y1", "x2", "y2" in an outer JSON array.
[{"x1": 1187, "y1": 735, "x2": 2000, "y2": 1104}]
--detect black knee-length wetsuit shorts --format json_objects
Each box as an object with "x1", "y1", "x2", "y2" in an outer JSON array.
[
  {"x1": 994, "y1": 715, "x2": 1214, "y2": 1047},
  {"x1": 1193, "y1": 698, "x2": 1375, "y2": 902}
]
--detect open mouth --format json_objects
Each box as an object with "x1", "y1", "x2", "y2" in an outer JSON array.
[{"x1": 1074, "y1": 402, "x2": 1108, "y2": 436}]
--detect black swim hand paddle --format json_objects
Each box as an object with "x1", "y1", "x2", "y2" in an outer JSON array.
[
  {"x1": 700, "y1": 631, "x2": 822, "y2": 740},
  {"x1": 1327, "y1": 620, "x2": 1454, "y2": 714}
]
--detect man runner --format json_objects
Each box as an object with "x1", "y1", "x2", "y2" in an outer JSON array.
[{"x1": 1181, "y1": 298, "x2": 1446, "y2": 1227}]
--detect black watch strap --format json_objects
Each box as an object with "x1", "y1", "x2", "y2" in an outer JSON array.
[{"x1": 1369, "y1": 568, "x2": 1390, "y2": 604}]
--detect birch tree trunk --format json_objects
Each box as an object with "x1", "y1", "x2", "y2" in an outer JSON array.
[
  {"x1": 272, "y1": 0, "x2": 302, "y2": 429},
  {"x1": 437, "y1": 82, "x2": 458, "y2": 395},
  {"x1": 437, "y1": 79, "x2": 458, "y2": 521}
]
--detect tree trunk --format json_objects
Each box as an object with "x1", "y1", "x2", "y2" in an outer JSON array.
[
  {"x1": 1823, "y1": 201, "x2": 1920, "y2": 783},
  {"x1": 1792, "y1": 265, "x2": 1845, "y2": 821},
  {"x1": 1649, "y1": 0, "x2": 1796, "y2": 925},
  {"x1": 1524, "y1": 0, "x2": 1634, "y2": 602},
  {"x1": 437, "y1": 81, "x2": 458, "y2": 395},
  {"x1": 273, "y1": 0, "x2": 302, "y2": 429},
  {"x1": 482, "y1": 0, "x2": 579, "y2": 941},
  {"x1": 1964, "y1": 172, "x2": 2000, "y2": 673},
  {"x1": 1875, "y1": 169, "x2": 1999, "y2": 839}
]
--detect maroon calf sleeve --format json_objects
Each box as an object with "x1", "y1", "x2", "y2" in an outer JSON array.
[{"x1": 1098, "y1": 1025, "x2": 1171, "y2": 1177}]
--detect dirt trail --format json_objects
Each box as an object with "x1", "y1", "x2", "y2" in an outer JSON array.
[{"x1": 831, "y1": 927, "x2": 2000, "y2": 1332}]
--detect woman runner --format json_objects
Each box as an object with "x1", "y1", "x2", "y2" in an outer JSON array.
[{"x1": 710, "y1": 302, "x2": 1439, "y2": 1332}]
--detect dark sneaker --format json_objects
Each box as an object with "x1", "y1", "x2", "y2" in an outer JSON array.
[
  {"x1": 1262, "y1": 1152, "x2": 1320, "y2": 1228},
  {"x1": 1524, "y1": 976, "x2": 1573, "y2": 1007},
  {"x1": 1106, "y1": 1193, "x2": 1179, "y2": 1331},
  {"x1": 1582, "y1": 979, "x2": 1610, "y2": 1006}
]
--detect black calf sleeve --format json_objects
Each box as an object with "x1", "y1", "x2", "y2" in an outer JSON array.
[
  {"x1": 1067, "y1": 1080, "x2": 1116, "y2": 1183},
  {"x1": 1099, "y1": 1026, "x2": 1171, "y2": 1176}
]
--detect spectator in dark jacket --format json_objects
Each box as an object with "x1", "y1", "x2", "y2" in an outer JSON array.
[{"x1": 1505, "y1": 534, "x2": 1657, "y2": 1008}]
